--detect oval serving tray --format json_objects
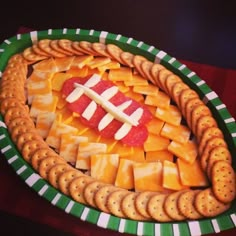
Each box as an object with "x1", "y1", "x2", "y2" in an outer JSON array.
[{"x1": 0, "y1": 28, "x2": 236, "y2": 236}]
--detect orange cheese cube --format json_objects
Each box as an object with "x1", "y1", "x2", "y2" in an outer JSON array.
[
  {"x1": 144, "y1": 133, "x2": 170, "y2": 152},
  {"x1": 160, "y1": 123, "x2": 191, "y2": 144},
  {"x1": 114, "y1": 81, "x2": 130, "y2": 93},
  {"x1": 71, "y1": 55, "x2": 94, "y2": 68},
  {"x1": 35, "y1": 112, "x2": 56, "y2": 139},
  {"x1": 51, "y1": 72, "x2": 73, "y2": 91},
  {"x1": 30, "y1": 94, "x2": 58, "y2": 118},
  {"x1": 45, "y1": 120, "x2": 78, "y2": 150},
  {"x1": 108, "y1": 67, "x2": 132, "y2": 81},
  {"x1": 124, "y1": 90, "x2": 145, "y2": 102},
  {"x1": 59, "y1": 134, "x2": 88, "y2": 164},
  {"x1": 91, "y1": 153, "x2": 119, "y2": 184},
  {"x1": 76, "y1": 142, "x2": 107, "y2": 170},
  {"x1": 133, "y1": 162, "x2": 165, "y2": 192},
  {"x1": 122, "y1": 146, "x2": 145, "y2": 162},
  {"x1": 115, "y1": 159, "x2": 134, "y2": 189},
  {"x1": 28, "y1": 70, "x2": 54, "y2": 81},
  {"x1": 52, "y1": 91, "x2": 67, "y2": 109},
  {"x1": 133, "y1": 84, "x2": 159, "y2": 96},
  {"x1": 168, "y1": 140, "x2": 198, "y2": 164},
  {"x1": 97, "y1": 136, "x2": 117, "y2": 153},
  {"x1": 145, "y1": 91, "x2": 171, "y2": 109},
  {"x1": 163, "y1": 160, "x2": 188, "y2": 191},
  {"x1": 54, "y1": 56, "x2": 75, "y2": 72},
  {"x1": 124, "y1": 74, "x2": 148, "y2": 86},
  {"x1": 98, "y1": 61, "x2": 120, "y2": 72},
  {"x1": 87, "y1": 57, "x2": 111, "y2": 69},
  {"x1": 146, "y1": 117, "x2": 164, "y2": 135},
  {"x1": 33, "y1": 57, "x2": 58, "y2": 72},
  {"x1": 155, "y1": 105, "x2": 182, "y2": 126},
  {"x1": 66, "y1": 66, "x2": 88, "y2": 77},
  {"x1": 112, "y1": 141, "x2": 134, "y2": 158},
  {"x1": 79, "y1": 127, "x2": 100, "y2": 142},
  {"x1": 177, "y1": 158, "x2": 209, "y2": 187},
  {"x1": 145, "y1": 150, "x2": 174, "y2": 163}
]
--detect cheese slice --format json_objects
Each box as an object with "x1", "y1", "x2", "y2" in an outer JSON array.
[
  {"x1": 97, "y1": 61, "x2": 120, "y2": 72},
  {"x1": 45, "y1": 119, "x2": 78, "y2": 150},
  {"x1": 76, "y1": 142, "x2": 107, "y2": 170},
  {"x1": 87, "y1": 57, "x2": 111, "y2": 69},
  {"x1": 30, "y1": 94, "x2": 58, "y2": 118},
  {"x1": 91, "y1": 153, "x2": 119, "y2": 184},
  {"x1": 133, "y1": 162, "x2": 165, "y2": 192},
  {"x1": 145, "y1": 150, "x2": 174, "y2": 163},
  {"x1": 160, "y1": 123, "x2": 191, "y2": 144},
  {"x1": 146, "y1": 117, "x2": 164, "y2": 135},
  {"x1": 155, "y1": 105, "x2": 182, "y2": 126},
  {"x1": 115, "y1": 159, "x2": 134, "y2": 189},
  {"x1": 133, "y1": 84, "x2": 159, "y2": 96},
  {"x1": 124, "y1": 74, "x2": 149, "y2": 86},
  {"x1": 168, "y1": 140, "x2": 198, "y2": 164},
  {"x1": 145, "y1": 91, "x2": 170, "y2": 109},
  {"x1": 163, "y1": 160, "x2": 188, "y2": 191},
  {"x1": 144, "y1": 133, "x2": 170, "y2": 152},
  {"x1": 177, "y1": 158, "x2": 209, "y2": 187},
  {"x1": 108, "y1": 67, "x2": 132, "y2": 81},
  {"x1": 59, "y1": 134, "x2": 88, "y2": 164},
  {"x1": 35, "y1": 112, "x2": 56, "y2": 139}
]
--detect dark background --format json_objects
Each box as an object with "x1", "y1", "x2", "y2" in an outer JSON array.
[
  {"x1": 0, "y1": 0, "x2": 236, "y2": 69},
  {"x1": 0, "y1": 0, "x2": 236, "y2": 235}
]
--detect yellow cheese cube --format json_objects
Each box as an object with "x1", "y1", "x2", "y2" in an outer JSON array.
[
  {"x1": 91, "y1": 153, "x2": 119, "y2": 184},
  {"x1": 66, "y1": 66, "x2": 88, "y2": 77},
  {"x1": 59, "y1": 134, "x2": 88, "y2": 164},
  {"x1": 146, "y1": 117, "x2": 164, "y2": 135},
  {"x1": 115, "y1": 159, "x2": 134, "y2": 189},
  {"x1": 112, "y1": 141, "x2": 134, "y2": 158},
  {"x1": 133, "y1": 162, "x2": 165, "y2": 192},
  {"x1": 87, "y1": 57, "x2": 111, "y2": 69},
  {"x1": 121, "y1": 146, "x2": 145, "y2": 162},
  {"x1": 76, "y1": 142, "x2": 107, "y2": 170},
  {"x1": 28, "y1": 70, "x2": 54, "y2": 81},
  {"x1": 124, "y1": 74, "x2": 148, "y2": 87},
  {"x1": 155, "y1": 105, "x2": 182, "y2": 126},
  {"x1": 52, "y1": 91, "x2": 67, "y2": 109},
  {"x1": 33, "y1": 57, "x2": 58, "y2": 72},
  {"x1": 71, "y1": 55, "x2": 94, "y2": 68},
  {"x1": 177, "y1": 158, "x2": 209, "y2": 187},
  {"x1": 160, "y1": 123, "x2": 191, "y2": 144},
  {"x1": 163, "y1": 160, "x2": 188, "y2": 191},
  {"x1": 168, "y1": 140, "x2": 198, "y2": 164},
  {"x1": 98, "y1": 61, "x2": 120, "y2": 72}
]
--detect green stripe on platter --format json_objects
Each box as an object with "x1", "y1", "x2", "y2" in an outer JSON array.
[
  {"x1": 106, "y1": 215, "x2": 120, "y2": 232},
  {"x1": 198, "y1": 220, "x2": 215, "y2": 235},
  {"x1": 41, "y1": 185, "x2": 59, "y2": 202},
  {"x1": 68, "y1": 201, "x2": 85, "y2": 218}
]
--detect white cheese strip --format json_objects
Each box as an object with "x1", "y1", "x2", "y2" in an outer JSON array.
[
  {"x1": 100, "y1": 86, "x2": 119, "y2": 100},
  {"x1": 74, "y1": 83, "x2": 139, "y2": 126},
  {"x1": 114, "y1": 107, "x2": 144, "y2": 140},
  {"x1": 84, "y1": 74, "x2": 101, "y2": 87},
  {"x1": 98, "y1": 100, "x2": 132, "y2": 131},
  {"x1": 66, "y1": 87, "x2": 84, "y2": 103},
  {"x1": 82, "y1": 101, "x2": 97, "y2": 120}
]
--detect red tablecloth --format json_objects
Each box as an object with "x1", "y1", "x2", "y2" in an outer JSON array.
[{"x1": 0, "y1": 28, "x2": 236, "y2": 236}]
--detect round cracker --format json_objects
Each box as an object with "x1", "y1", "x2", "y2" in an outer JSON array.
[
  {"x1": 58, "y1": 39, "x2": 84, "y2": 55},
  {"x1": 48, "y1": 163, "x2": 72, "y2": 188},
  {"x1": 120, "y1": 51, "x2": 135, "y2": 68},
  {"x1": 69, "y1": 175, "x2": 95, "y2": 205},
  {"x1": 140, "y1": 60, "x2": 155, "y2": 84},
  {"x1": 194, "y1": 188, "x2": 231, "y2": 217},
  {"x1": 0, "y1": 97, "x2": 26, "y2": 115},
  {"x1": 164, "y1": 190, "x2": 187, "y2": 221},
  {"x1": 170, "y1": 82, "x2": 189, "y2": 107},
  {"x1": 211, "y1": 160, "x2": 236, "y2": 203},
  {"x1": 23, "y1": 47, "x2": 48, "y2": 62},
  {"x1": 150, "y1": 63, "x2": 165, "y2": 88},
  {"x1": 38, "y1": 39, "x2": 65, "y2": 58},
  {"x1": 165, "y1": 74, "x2": 182, "y2": 97},
  {"x1": 50, "y1": 40, "x2": 74, "y2": 56},
  {"x1": 107, "y1": 189, "x2": 130, "y2": 218},
  {"x1": 121, "y1": 192, "x2": 149, "y2": 221},
  {"x1": 10, "y1": 124, "x2": 35, "y2": 144},
  {"x1": 7, "y1": 116, "x2": 34, "y2": 133},
  {"x1": 83, "y1": 181, "x2": 107, "y2": 208},
  {"x1": 147, "y1": 193, "x2": 173, "y2": 222},
  {"x1": 92, "y1": 42, "x2": 111, "y2": 57},
  {"x1": 4, "y1": 106, "x2": 29, "y2": 126},
  {"x1": 58, "y1": 169, "x2": 84, "y2": 195},
  {"x1": 94, "y1": 185, "x2": 120, "y2": 213},
  {"x1": 177, "y1": 190, "x2": 203, "y2": 220},
  {"x1": 106, "y1": 44, "x2": 124, "y2": 64}
]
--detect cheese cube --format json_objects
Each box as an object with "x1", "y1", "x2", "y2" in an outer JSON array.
[
  {"x1": 124, "y1": 74, "x2": 149, "y2": 86},
  {"x1": 30, "y1": 94, "x2": 58, "y2": 118},
  {"x1": 59, "y1": 134, "x2": 88, "y2": 164},
  {"x1": 54, "y1": 56, "x2": 75, "y2": 72},
  {"x1": 160, "y1": 123, "x2": 191, "y2": 144},
  {"x1": 91, "y1": 153, "x2": 119, "y2": 184},
  {"x1": 108, "y1": 67, "x2": 132, "y2": 81},
  {"x1": 133, "y1": 162, "x2": 165, "y2": 192},
  {"x1": 145, "y1": 150, "x2": 174, "y2": 163},
  {"x1": 177, "y1": 158, "x2": 209, "y2": 187},
  {"x1": 168, "y1": 140, "x2": 198, "y2": 164},
  {"x1": 145, "y1": 91, "x2": 170, "y2": 109},
  {"x1": 51, "y1": 72, "x2": 73, "y2": 91},
  {"x1": 144, "y1": 133, "x2": 170, "y2": 152},
  {"x1": 146, "y1": 117, "x2": 164, "y2": 135},
  {"x1": 115, "y1": 159, "x2": 134, "y2": 189},
  {"x1": 133, "y1": 84, "x2": 159, "y2": 96},
  {"x1": 33, "y1": 57, "x2": 58, "y2": 72},
  {"x1": 163, "y1": 160, "x2": 188, "y2": 191},
  {"x1": 155, "y1": 105, "x2": 182, "y2": 126},
  {"x1": 76, "y1": 142, "x2": 107, "y2": 170}
]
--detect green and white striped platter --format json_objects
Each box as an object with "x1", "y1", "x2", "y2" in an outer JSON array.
[{"x1": 0, "y1": 28, "x2": 236, "y2": 236}]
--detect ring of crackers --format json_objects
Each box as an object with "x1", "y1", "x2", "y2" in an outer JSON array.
[{"x1": 0, "y1": 37, "x2": 235, "y2": 225}]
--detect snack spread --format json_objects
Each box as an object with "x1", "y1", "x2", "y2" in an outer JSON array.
[{"x1": 0, "y1": 38, "x2": 235, "y2": 223}]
